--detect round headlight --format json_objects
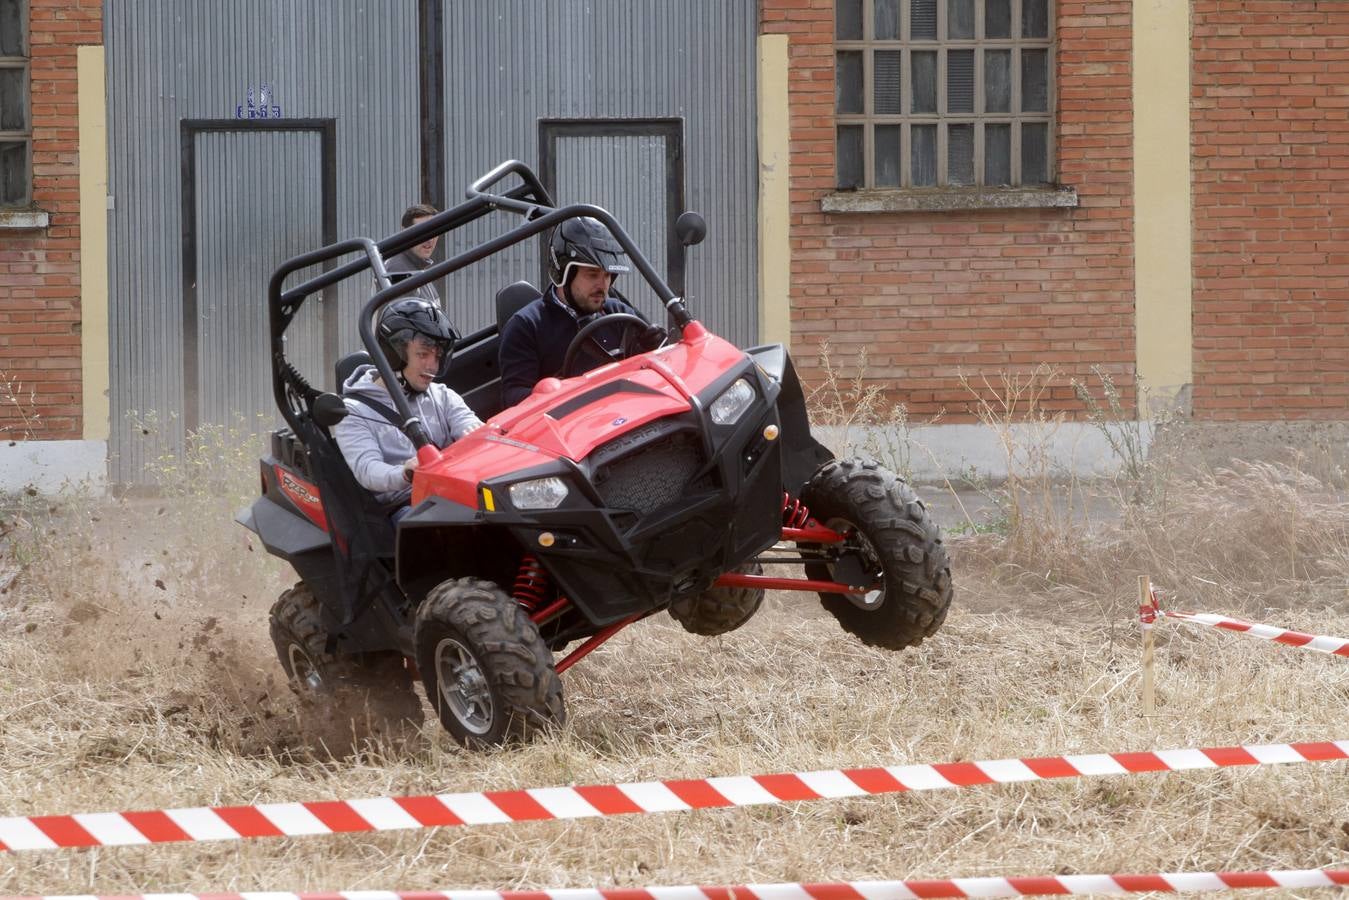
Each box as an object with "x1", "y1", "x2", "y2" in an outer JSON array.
[{"x1": 710, "y1": 377, "x2": 755, "y2": 426}]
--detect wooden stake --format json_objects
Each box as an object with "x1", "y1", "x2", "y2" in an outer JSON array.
[{"x1": 1140, "y1": 574, "x2": 1155, "y2": 716}]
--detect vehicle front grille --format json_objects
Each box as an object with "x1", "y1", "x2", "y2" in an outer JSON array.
[{"x1": 594, "y1": 431, "x2": 706, "y2": 515}]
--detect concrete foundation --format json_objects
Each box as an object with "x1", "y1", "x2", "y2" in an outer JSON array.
[
  {"x1": 0, "y1": 440, "x2": 108, "y2": 494},
  {"x1": 3, "y1": 420, "x2": 1347, "y2": 496}
]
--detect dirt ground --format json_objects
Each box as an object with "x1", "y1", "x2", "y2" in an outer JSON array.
[{"x1": 1, "y1": 464, "x2": 1347, "y2": 897}]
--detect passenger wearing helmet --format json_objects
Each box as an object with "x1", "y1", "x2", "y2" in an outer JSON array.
[
  {"x1": 497, "y1": 216, "x2": 666, "y2": 408},
  {"x1": 334, "y1": 297, "x2": 482, "y2": 510}
]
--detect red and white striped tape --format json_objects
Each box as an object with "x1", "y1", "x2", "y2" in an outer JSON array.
[
  {"x1": 1145, "y1": 589, "x2": 1349, "y2": 657},
  {"x1": 1, "y1": 740, "x2": 1345, "y2": 852},
  {"x1": 8, "y1": 868, "x2": 1349, "y2": 900}
]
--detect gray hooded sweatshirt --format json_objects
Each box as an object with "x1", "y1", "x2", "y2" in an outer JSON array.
[{"x1": 333, "y1": 364, "x2": 482, "y2": 505}]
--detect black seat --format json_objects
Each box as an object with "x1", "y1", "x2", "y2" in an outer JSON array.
[
  {"x1": 495, "y1": 280, "x2": 541, "y2": 333},
  {"x1": 318, "y1": 352, "x2": 403, "y2": 549},
  {"x1": 335, "y1": 351, "x2": 372, "y2": 390}
]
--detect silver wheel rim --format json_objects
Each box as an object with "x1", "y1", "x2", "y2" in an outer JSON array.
[
  {"x1": 824, "y1": 517, "x2": 885, "y2": 610},
  {"x1": 288, "y1": 644, "x2": 323, "y2": 691},
  {"x1": 434, "y1": 637, "x2": 494, "y2": 735}
]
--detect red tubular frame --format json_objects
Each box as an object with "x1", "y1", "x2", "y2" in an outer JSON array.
[
  {"x1": 713, "y1": 571, "x2": 874, "y2": 594},
  {"x1": 782, "y1": 523, "x2": 846, "y2": 544},
  {"x1": 780, "y1": 491, "x2": 846, "y2": 544},
  {"x1": 554, "y1": 612, "x2": 646, "y2": 674},
  {"x1": 530, "y1": 596, "x2": 571, "y2": 626},
  {"x1": 542, "y1": 496, "x2": 862, "y2": 677}
]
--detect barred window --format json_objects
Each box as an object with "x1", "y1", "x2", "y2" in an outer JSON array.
[
  {"x1": 0, "y1": 0, "x2": 30, "y2": 207},
  {"x1": 835, "y1": 0, "x2": 1054, "y2": 190}
]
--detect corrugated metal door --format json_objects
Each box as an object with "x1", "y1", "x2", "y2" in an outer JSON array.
[
  {"x1": 554, "y1": 133, "x2": 670, "y2": 315},
  {"x1": 104, "y1": 0, "x2": 755, "y2": 484},
  {"x1": 193, "y1": 129, "x2": 325, "y2": 428},
  {"x1": 105, "y1": 0, "x2": 421, "y2": 484},
  {"x1": 438, "y1": 0, "x2": 757, "y2": 346}
]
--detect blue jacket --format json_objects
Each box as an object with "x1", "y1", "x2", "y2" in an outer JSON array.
[{"x1": 498, "y1": 287, "x2": 645, "y2": 408}]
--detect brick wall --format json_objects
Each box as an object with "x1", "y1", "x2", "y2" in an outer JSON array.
[
  {"x1": 1191, "y1": 0, "x2": 1349, "y2": 420},
  {"x1": 0, "y1": 0, "x2": 101, "y2": 441},
  {"x1": 761, "y1": 0, "x2": 1135, "y2": 421}
]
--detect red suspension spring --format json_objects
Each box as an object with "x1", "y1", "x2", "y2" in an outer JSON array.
[
  {"x1": 782, "y1": 492, "x2": 812, "y2": 529},
  {"x1": 512, "y1": 555, "x2": 551, "y2": 614}
]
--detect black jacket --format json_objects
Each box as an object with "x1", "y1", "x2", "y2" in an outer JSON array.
[{"x1": 498, "y1": 287, "x2": 644, "y2": 408}]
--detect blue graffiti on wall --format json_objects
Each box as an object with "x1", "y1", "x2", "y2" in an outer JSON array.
[{"x1": 236, "y1": 83, "x2": 282, "y2": 119}]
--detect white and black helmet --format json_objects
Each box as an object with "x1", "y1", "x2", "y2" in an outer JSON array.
[
  {"x1": 548, "y1": 216, "x2": 631, "y2": 288},
  {"x1": 376, "y1": 297, "x2": 459, "y2": 383}
]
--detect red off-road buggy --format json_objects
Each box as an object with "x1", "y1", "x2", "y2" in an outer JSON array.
[{"x1": 238, "y1": 161, "x2": 952, "y2": 748}]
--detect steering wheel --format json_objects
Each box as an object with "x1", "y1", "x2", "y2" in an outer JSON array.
[{"x1": 560, "y1": 313, "x2": 654, "y2": 378}]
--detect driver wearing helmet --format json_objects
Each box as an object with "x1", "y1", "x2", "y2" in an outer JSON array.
[
  {"x1": 334, "y1": 297, "x2": 482, "y2": 511},
  {"x1": 497, "y1": 217, "x2": 666, "y2": 408}
]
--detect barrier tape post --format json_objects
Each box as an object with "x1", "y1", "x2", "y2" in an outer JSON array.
[{"x1": 1139, "y1": 574, "x2": 1157, "y2": 716}]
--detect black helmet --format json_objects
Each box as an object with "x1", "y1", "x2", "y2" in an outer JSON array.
[
  {"x1": 376, "y1": 297, "x2": 459, "y2": 383},
  {"x1": 548, "y1": 216, "x2": 631, "y2": 287}
]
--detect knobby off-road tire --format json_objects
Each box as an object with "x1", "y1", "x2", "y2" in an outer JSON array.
[
  {"x1": 800, "y1": 456, "x2": 953, "y2": 650},
  {"x1": 414, "y1": 577, "x2": 564, "y2": 749},
  {"x1": 668, "y1": 562, "x2": 765, "y2": 636},
  {"x1": 268, "y1": 582, "x2": 424, "y2": 725}
]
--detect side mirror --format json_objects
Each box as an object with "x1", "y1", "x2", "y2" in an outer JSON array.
[
  {"x1": 312, "y1": 392, "x2": 350, "y2": 428},
  {"x1": 675, "y1": 211, "x2": 707, "y2": 247}
]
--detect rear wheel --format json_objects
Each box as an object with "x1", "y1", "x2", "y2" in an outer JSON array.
[
  {"x1": 268, "y1": 583, "x2": 423, "y2": 725},
  {"x1": 668, "y1": 562, "x2": 765, "y2": 636},
  {"x1": 800, "y1": 457, "x2": 952, "y2": 650},
  {"x1": 415, "y1": 577, "x2": 565, "y2": 748}
]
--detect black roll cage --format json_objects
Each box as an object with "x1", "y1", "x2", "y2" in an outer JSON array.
[{"x1": 264, "y1": 160, "x2": 695, "y2": 448}]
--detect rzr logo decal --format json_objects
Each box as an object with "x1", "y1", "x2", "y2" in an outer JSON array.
[
  {"x1": 274, "y1": 466, "x2": 328, "y2": 532},
  {"x1": 279, "y1": 471, "x2": 320, "y2": 506}
]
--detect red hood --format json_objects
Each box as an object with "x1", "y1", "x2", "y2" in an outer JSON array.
[{"x1": 412, "y1": 325, "x2": 749, "y2": 507}]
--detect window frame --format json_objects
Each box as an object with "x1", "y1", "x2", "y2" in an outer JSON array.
[
  {"x1": 834, "y1": 0, "x2": 1057, "y2": 192},
  {"x1": 0, "y1": 0, "x2": 32, "y2": 209}
]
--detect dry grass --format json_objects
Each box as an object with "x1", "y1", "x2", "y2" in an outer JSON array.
[
  {"x1": 3, "y1": 432, "x2": 1349, "y2": 895},
  {"x1": 0, "y1": 371, "x2": 43, "y2": 441}
]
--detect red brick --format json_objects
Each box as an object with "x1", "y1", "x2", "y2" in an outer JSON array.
[
  {"x1": 1189, "y1": 0, "x2": 1349, "y2": 419},
  {"x1": 0, "y1": 0, "x2": 99, "y2": 440}
]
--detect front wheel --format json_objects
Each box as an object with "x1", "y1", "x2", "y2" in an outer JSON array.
[
  {"x1": 268, "y1": 583, "x2": 423, "y2": 726},
  {"x1": 800, "y1": 457, "x2": 953, "y2": 650},
  {"x1": 414, "y1": 577, "x2": 565, "y2": 748}
]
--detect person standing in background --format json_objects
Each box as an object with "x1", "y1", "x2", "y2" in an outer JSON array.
[{"x1": 384, "y1": 203, "x2": 442, "y2": 304}]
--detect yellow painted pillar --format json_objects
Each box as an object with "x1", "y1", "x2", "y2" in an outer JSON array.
[
  {"x1": 757, "y1": 34, "x2": 792, "y2": 349},
  {"x1": 78, "y1": 45, "x2": 110, "y2": 441},
  {"x1": 1132, "y1": 0, "x2": 1193, "y2": 415}
]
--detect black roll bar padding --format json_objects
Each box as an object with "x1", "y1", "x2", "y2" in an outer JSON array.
[
  {"x1": 465, "y1": 159, "x2": 555, "y2": 217},
  {"x1": 279, "y1": 181, "x2": 546, "y2": 307},
  {"x1": 267, "y1": 236, "x2": 392, "y2": 435},
  {"x1": 268, "y1": 160, "x2": 693, "y2": 440},
  {"x1": 351, "y1": 239, "x2": 436, "y2": 451},
  {"x1": 267, "y1": 234, "x2": 434, "y2": 448},
  {"x1": 464, "y1": 161, "x2": 692, "y2": 325},
  {"x1": 358, "y1": 202, "x2": 691, "y2": 331}
]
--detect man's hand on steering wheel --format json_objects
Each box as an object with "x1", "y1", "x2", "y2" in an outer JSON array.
[
  {"x1": 560, "y1": 312, "x2": 666, "y2": 378},
  {"x1": 636, "y1": 323, "x2": 668, "y2": 352}
]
